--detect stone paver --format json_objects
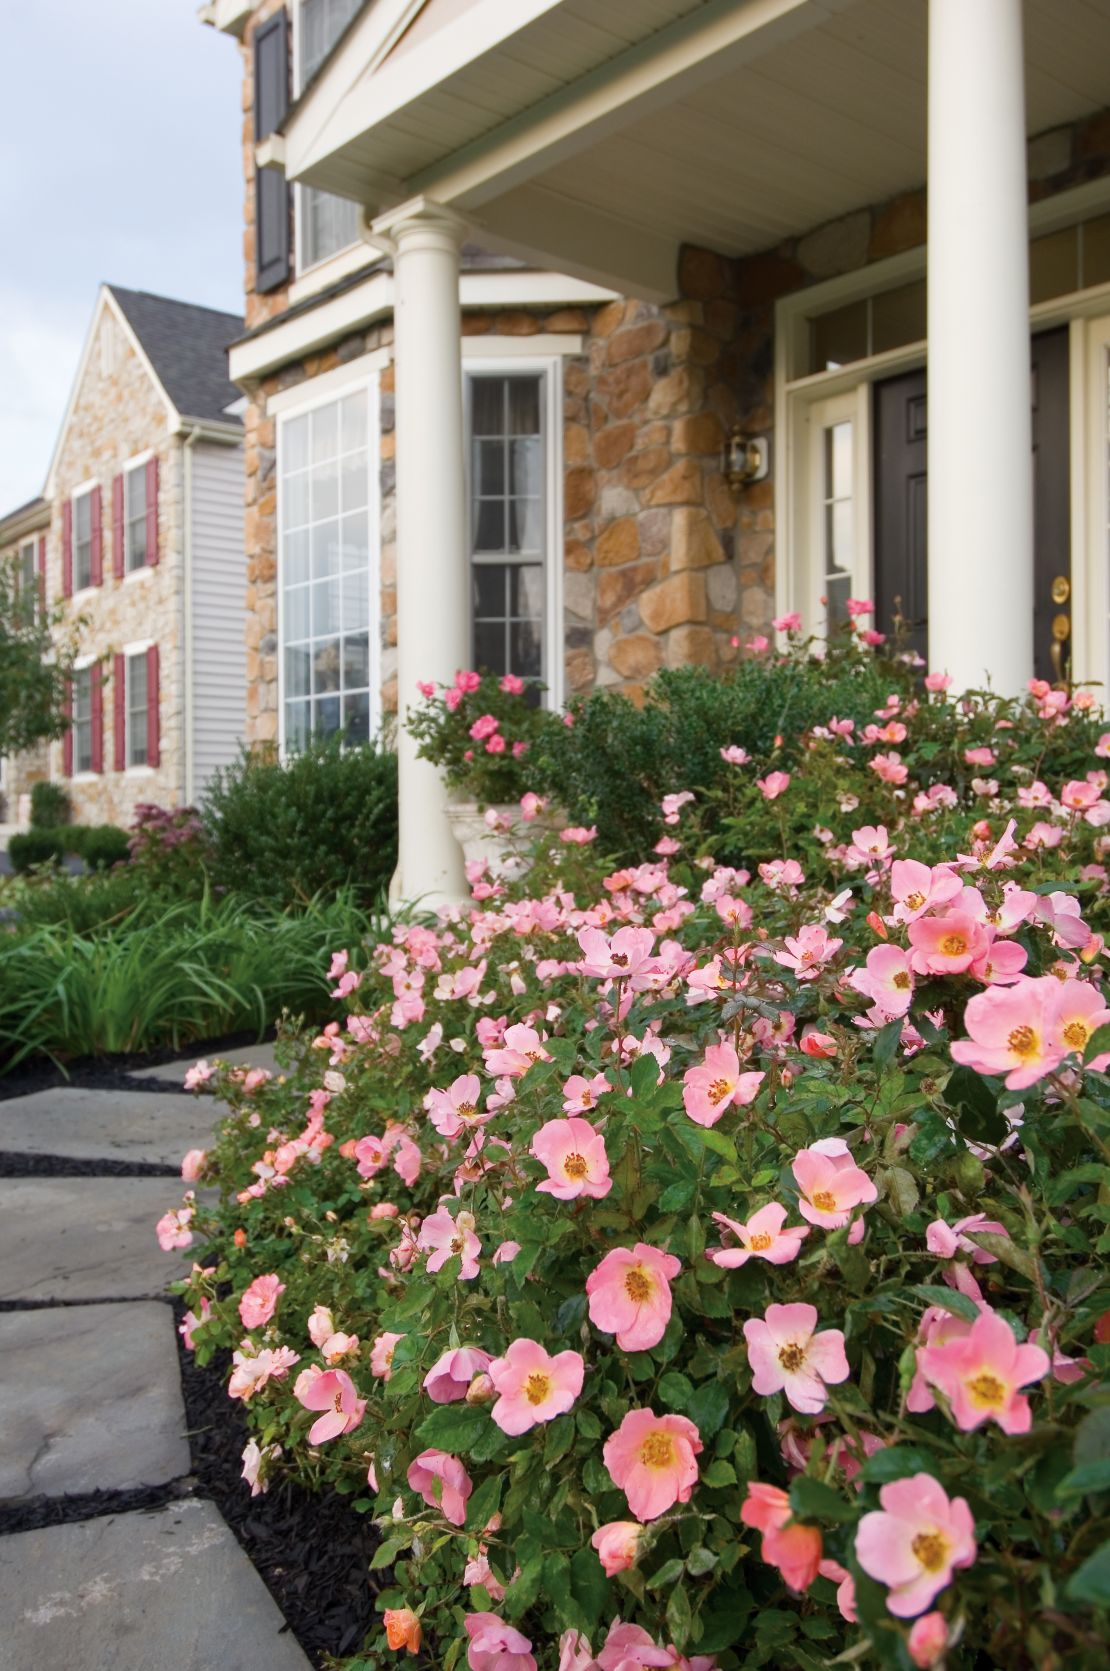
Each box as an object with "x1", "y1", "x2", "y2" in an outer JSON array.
[
  {"x1": 128, "y1": 1038, "x2": 279, "y2": 1082},
  {"x1": 0, "y1": 1177, "x2": 183, "y2": 1302},
  {"x1": 0, "y1": 1500, "x2": 312, "y2": 1670},
  {"x1": 0, "y1": 1302, "x2": 189, "y2": 1502},
  {"x1": 0, "y1": 1087, "x2": 224, "y2": 1168}
]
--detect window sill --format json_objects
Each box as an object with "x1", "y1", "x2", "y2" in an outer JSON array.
[
  {"x1": 289, "y1": 240, "x2": 376, "y2": 307},
  {"x1": 123, "y1": 565, "x2": 152, "y2": 583},
  {"x1": 70, "y1": 585, "x2": 98, "y2": 604},
  {"x1": 124, "y1": 765, "x2": 154, "y2": 777},
  {"x1": 71, "y1": 771, "x2": 100, "y2": 783}
]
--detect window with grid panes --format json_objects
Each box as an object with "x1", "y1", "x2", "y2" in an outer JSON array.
[
  {"x1": 126, "y1": 651, "x2": 148, "y2": 767},
  {"x1": 73, "y1": 490, "x2": 93, "y2": 591},
  {"x1": 280, "y1": 388, "x2": 372, "y2": 752},
  {"x1": 125, "y1": 463, "x2": 148, "y2": 571},
  {"x1": 467, "y1": 373, "x2": 546, "y2": 688},
  {"x1": 73, "y1": 667, "x2": 93, "y2": 773},
  {"x1": 297, "y1": 0, "x2": 362, "y2": 268}
]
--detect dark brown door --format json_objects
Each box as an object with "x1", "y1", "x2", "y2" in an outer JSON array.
[{"x1": 873, "y1": 331, "x2": 1071, "y2": 680}]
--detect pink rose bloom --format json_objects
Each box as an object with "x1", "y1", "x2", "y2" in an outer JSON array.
[
  {"x1": 560, "y1": 824, "x2": 597, "y2": 844},
  {"x1": 603, "y1": 1408, "x2": 702, "y2": 1521},
  {"x1": 708, "y1": 1202, "x2": 808, "y2": 1268},
  {"x1": 908, "y1": 1613, "x2": 949, "y2": 1668},
  {"x1": 916, "y1": 1308, "x2": 1050, "y2": 1434},
  {"x1": 295, "y1": 1366, "x2": 366, "y2": 1444},
  {"x1": 183, "y1": 1059, "x2": 214, "y2": 1090},
  {"x1": 155, "y1": 1204, "x2": 194, "y2": 1251},
  {"x1": 520, "y1": 791, "x2": 545, "y2": 821},
  {"x1": 486, "y1": 734, "x2": 507, "y2": 754},
  {"x1": 907, "y1": 912, "x2": 986, "y2": 975},
  {"x1": 744, "y1": 1302, "x2": 850, "y2": 1414},
  {"x1": 757, "y1": 771, "x2": 791, "y2": 800},
  {"x1": 720, "y1": 745, "x2": 750, "y2": 764},
  {"x1": 531, "y1": 1116, "x2": 612, "y2": 1199},
  {"x1": 408, "y1": 1449, "x2": 472, "y2": 1525},
  {"x1": 682, "y1": 1040, "x2": 764, "y2": 1126},
  {"x1": 239, "y1": 1272, "x2": 285, "y2": 1329},
  {"x1": 426, "y1": 1073, "x2": 487, "y2": 1139},
  {"x1": 870, "y1": 750, "x2": 908, "y2": 784},
  {"x1": 488, "y1": 1338, "x2": 585, "y2": 1434},
  {"x1": 418, "y1": 1205, "x2": 481, "y2": 1279},
  {"x1": 178, "y1": 1297, "x2": 211, "y2": 1350},
  {"x1": 740, "y1": 1481, "x2": 823, "y2": 1592},
  {"x1": 774, "y1": 922, "x2": 842, "y2": 979},
  {"x1": 964, "y1": 746, "x2": 996, "y2": 766},
  {"x1": 773, "y1": 612, "x2": 802, "y2": 632},
  {"x1": 924, "y1": 671, "x2": 951, "y2": 692},
  {"x1": 483, "y1": 1022, "x2": 550, "y2": 1078},
  {"x1": 561, "y1": 1072, "x2": 610, "y2": 1115},
  {"x1": 586, "y1": 1243, "x2": 681, "y2": 1351},
  {"x1": 180, "y1": 1148, "x2": 207, "y2": 1182},
  {"x1": 925, "y1": 1214, "x2": 1008, "y2": 1264},
  {"x1": 890, "y1": 859, "x2": 962, "y2": 923},
  {"x1": 369, "y1": 1331, "x2": 404, "y2": 1380},
  {"x1": 464, "y1": 1612, "x2": 537, "y2": 1671},
  {"x1": 469, "y1": 713, "x2": 500, "y2": 740},
  {"x1": 577, "y1": 925, "x2": 658, "y2": 983},
  {"x1": 228, "y1": 1341, "x2": 300, "y2": 1400},
  {"x1": 424, "y1": 1345, "x2": 494, "y2": 1404},
  {"x1": 950, "y1": 976, "x2": 1065, "y2": 1089},
  {"x1": 847, "y1": 944, "x2": 914, "y2": 1017},
  {"x1": 240, "y1": 1438, "x2": 281, "y2": 1498},
  {"x1": 855, "y1": 1473, "x2": 976, "y2": 1617},
  {"x1": 791, "y1": 1145, "x2": 877, "y2": 1230},
  {"x1": 307, "y1": 1305, "x2": 335, "y2": 1347},
  {"x1": 590, "y1": 1520, "x2": 646, "y2": 1577}
]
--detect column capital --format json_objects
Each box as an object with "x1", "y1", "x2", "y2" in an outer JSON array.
[{"x1": 368, "y1": 194, "x2": 470, "y2": 257}]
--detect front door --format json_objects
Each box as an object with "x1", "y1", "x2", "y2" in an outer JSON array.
[{"x1": 873, "y1": 328, "x2": 1071, "y2": 681}]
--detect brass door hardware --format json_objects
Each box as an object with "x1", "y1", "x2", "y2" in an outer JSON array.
[{"x1": 1051, "y1": 574, "x2": 1070, "y2": 604}]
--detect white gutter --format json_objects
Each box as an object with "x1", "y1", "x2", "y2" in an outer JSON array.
[{"x1": 182, "y1": 427, "x2": 201, "y2": 806}]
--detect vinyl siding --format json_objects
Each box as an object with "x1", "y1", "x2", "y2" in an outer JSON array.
[{"x1": 189, "y1": 440, "x2": 247, "y2": 797}]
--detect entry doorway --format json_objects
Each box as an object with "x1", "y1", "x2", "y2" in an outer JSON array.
[{"x1": 873, "y1": 327, "x2": 1072, "y2": 682}]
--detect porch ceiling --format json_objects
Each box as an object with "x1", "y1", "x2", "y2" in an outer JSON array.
[{"x1": 285, "y1": 0, "x2": 1110, "y2": 301}]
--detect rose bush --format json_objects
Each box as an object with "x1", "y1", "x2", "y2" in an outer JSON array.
[{"x1": 168, "y1": 634, "x2": 1110, "y2": 1671}]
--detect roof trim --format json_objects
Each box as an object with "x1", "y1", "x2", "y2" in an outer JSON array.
[{"x1": 0, "y1": 495, "x2": 50, "y2": 545}]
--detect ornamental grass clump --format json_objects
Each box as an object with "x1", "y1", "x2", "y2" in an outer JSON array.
[{"x1": 168, "y1": 652, "x2": 1110, "y2": 1671}]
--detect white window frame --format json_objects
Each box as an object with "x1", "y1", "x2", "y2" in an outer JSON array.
[
  {"x1": 274, "y1": 362, "x2": 382, "y2": 760},
  {"x1": 291, "y1": 0, "x2": 363, "y2": 282},
  {"x1": 122, "y1": 639, "x2": 154, "y2": 773},
  {"x1": 122, "y1": 450, "x2": 154, "y2": 579},
  {"x1": 71, "y1": 655, "x2": 96, "y2": 779},
  {"x1": 463, "y1": 354, "x2": 565, "y2": 708},
  {"x1": 70, "y1": 480, "x2": 98, "y2": 598},
  {"x1": 775, "y1": 177, "x2": 1110, "y2": 673}
]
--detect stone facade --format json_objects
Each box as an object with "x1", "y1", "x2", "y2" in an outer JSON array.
[{"x1": 44, "y1": 302, "x2": 188, "y2": 826}]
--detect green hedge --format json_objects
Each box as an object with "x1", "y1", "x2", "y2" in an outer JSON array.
[
  {"x1": 30, "y1": 781, "x2": 70, "y2": 827},
  {"x1": 203, "y1": 738, "x2": 398, "y2": 908},
  {"x1": 8, "y1": 824, "x2": 130, "y2": 874}
]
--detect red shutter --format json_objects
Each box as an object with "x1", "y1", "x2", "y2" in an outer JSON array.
[
  {"x1": 62, "y1": 681, "x2": 73, "y2": 777},
  {"x1": 90, "y1": 485, "x2": 103, "y2": 586},
  {"x1": 112, "y1": 473, "x2": 125, "y2": 579},
  {"x1": 113, "y1": 653, "x2": 127, "y2": 772},
  {"x1": 145, "y1": 457, "x2": 159, "y2": 566},
  {"x1": 90, "y1": 663, "x2": 104, "y2": 773},
  {"x1": 147, "y1": 644, "x2": 160, "y2": 766},
  {"x1": 62, "y1": 500, "x2": 73, "y2": 598},
  {"x1": 37, "y1": 534, "x2": 46, "y2": 614}
]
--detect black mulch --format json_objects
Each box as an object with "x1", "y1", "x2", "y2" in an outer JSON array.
[
  {"x1": 173, "y1": 1301, "x2": 382, "y2": 1666},
  {"x1": 0, "y1": 1026, "x2": 274, "y2": 1102},
  {"x1": 0, "y1": 1151, "x2": 178, "y2": 1178},
  {"x1": 0, "y1": 1478, "x2": 194, "y2": 1535}
]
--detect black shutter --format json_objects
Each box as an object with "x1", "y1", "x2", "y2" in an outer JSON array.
[{"x1": 254, "y1": 8, "x2": 291, "y2": 294}]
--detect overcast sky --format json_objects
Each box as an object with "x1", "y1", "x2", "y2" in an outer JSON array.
[{"x1": 0, "y1": 0, "x2": 243, "y2": 511}]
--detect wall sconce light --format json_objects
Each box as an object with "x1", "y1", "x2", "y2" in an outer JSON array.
[{"x1": 722, "y1": 425, "x2": 769, "y2": 496}]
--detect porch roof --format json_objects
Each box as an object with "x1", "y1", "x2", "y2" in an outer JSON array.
[{"x1": 280, "y1": 0, "x2": 1110, "y2": 301}]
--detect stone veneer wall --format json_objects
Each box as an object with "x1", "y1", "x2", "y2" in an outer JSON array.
[{"x1": 46, "y1": 305, "x2": 187, "y2": 826}]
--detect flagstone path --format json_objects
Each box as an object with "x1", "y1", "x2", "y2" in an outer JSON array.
[{"x1": 0, "y1": 1063, "x2": 311, "y2": 1671}]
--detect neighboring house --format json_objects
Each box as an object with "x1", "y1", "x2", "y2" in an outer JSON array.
[
  {"x1": 0, "y1": 496, "x2": 51, "y2": 825},
  {"x1": 0, "y1": 285, "x2": 248, "y2": 829},
  {"x1": 203, "y1": 0, "x2": 1110, "y2": 901}
]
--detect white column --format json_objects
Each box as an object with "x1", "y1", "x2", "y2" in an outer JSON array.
[
  {"x1": 927, "y1": 0, "x2": 1032, "y2": 693},
  {"x1": 373, "y1": 196, "x2": 470, "y2": 907}
]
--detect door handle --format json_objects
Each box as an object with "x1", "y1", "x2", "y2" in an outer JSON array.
[{"x1": 1050, "y1": 610, "x2": 1070, "y2": 689}]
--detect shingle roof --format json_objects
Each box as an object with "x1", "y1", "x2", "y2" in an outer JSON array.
[
  {"x1": 108, "y1": 286, "x2": 244, "y2": 425},
  {"x1": 0, "y1": 494, "x2": 49, "y2": 542}
]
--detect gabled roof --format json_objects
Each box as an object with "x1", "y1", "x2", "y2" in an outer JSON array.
[
  {"x1": 107, "y1": 286, "x2": 244, "y2": 426},
  {"x1": 0, "y1": 495, "x2": 49, "y2": 546}
]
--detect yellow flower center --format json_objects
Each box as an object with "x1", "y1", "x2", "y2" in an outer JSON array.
[
  {"x1": 624, "y1": 1268, "x2": 653, "y2": 1303},
  {"x1": 524, "y1": 1371, "x2": 552, "y2": 1406},
  {"x1": 939, "y1": 933, "x2": 967, "y2": 956},
  {"x1": 811, "y1": 1190, "x2": 838, "y2": 1213},
  {"x1": 1062, "y1": 1019, "x2": 1089, "y2": 1049},
  {"x1": 778, "y1": 1342, "x2": 807, "y2": 1373},
  {"x1": 457, "y1": 1102, "x2": 477, "y2": 1120},
  {"x1": 562, "y1": 1152, "x2": 589, "y2": 1179},
  {"x1": 968, "y1": 1371, "x2": 1006, "y2": 1407},
  {"x1": 640, "y1": 1432, "x2": 676, "y2": 1469},
  {"x1": 1007, "y1": 1025, "x2": 1038, "y2": 1058},
  {"x1": 707, "y1": 1076, "x2": 734, "y2": 1105},
  {"x1": 450, "y1": 1235, "x2": 464, "y2": 1254},
  {"x1": 911, "y1": 1531, "x2": 950, "y2": 1573},
  {"x1": 893, "y1": 971, "x2": 911, "y2": 989},
  {"x1": 333, "y1": 1392, "x2": 344, "y2": 1413},
  {"x1": 905, "y1": 891, "x2": 925, "y2": 911},
  {"x1": 611, "y1": 953, "x2": 629, "y2": 968},
  {"x1": 748, "y1": 1232, "x2": 773, "y2": 1251}
]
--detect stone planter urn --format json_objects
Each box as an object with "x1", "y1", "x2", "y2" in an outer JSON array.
[{"x1": 446, "y1": 799, "x2": 553, "y2": 880}]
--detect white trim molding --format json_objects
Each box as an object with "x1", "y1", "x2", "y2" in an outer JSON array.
[{"x1": 266, "y1": 347, "x2": 393, "y2": 418}]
